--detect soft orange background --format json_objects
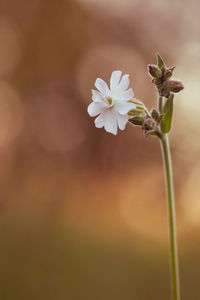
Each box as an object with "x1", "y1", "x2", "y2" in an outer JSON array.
[{"x1": 0, "y1": 0, "x2": 199, "y2": 299}]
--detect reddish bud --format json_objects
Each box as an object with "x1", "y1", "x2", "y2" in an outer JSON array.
[
  {"x1": 148, "y1": 64, "x2": 162, "y2": 78},
  {"x1": 165, "y1": 80, "x2": 184, "y2": 93}
]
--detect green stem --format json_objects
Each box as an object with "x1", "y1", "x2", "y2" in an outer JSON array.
[
  {"x1": 159, "y1": 96, "x2": 163, "y2": 113},
  {"x1": 159, "y1": 95, "x2": 180, "y2": 299},
  {"x1": 161, "y1": 134, "x2": 180, "y2": 300}
]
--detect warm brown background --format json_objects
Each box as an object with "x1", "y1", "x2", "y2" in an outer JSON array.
[{"x1": 0, "y1": 0, "x2": 199, "y2": 299}]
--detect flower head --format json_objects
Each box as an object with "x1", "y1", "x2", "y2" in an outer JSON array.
[{"x1": 87, "y1": 70, "x2": 136, "y2": 135}]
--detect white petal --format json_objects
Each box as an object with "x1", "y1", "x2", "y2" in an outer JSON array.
[
  {"x1": 91, "y1": 90, "x2": 105, "y2": 102},
  {"x1": 104, "y1": 110, "x2": 118, "y2": 135},
  {"x1": 110, "y1": 70, "x2": 122, "y2": 92},
  {"x1": 118, "y1": 74, "x2": 130, "y2": 91},
  {"x1": 117, "y1": 113, "x2": 129, "y2": 130},
  {"x1": 95, "y1": 78, "x2": 110, "y2": 96},
  {"x1": 87, "y1": 102, "x2": 107, "y2": 117},
  {"x1": 94, "y1": 111, "x2": 107, "y2": 128},
  {"x1": 116, "y1": 88, "x2": 134, "y2": 100},
  {"x1": 115, "y1": 102, "x2": 136, "y2": 114}
]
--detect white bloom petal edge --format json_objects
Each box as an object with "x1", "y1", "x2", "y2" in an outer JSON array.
[
  {"x1": 87, "y1": 102, "x2": 108, "y2": 117},
  {"x1": 110, "y1": 70, "x2": 122, "y2": 92},
  {"x1": 91, "y1": 89, "x2": 105, "y2": 102},
  {"x1": 117, "y1": 113, "x2": 129, "y2": 130},
  {"x1": 95, "y1": 78, "x2": 110, "y2": 97},
  {"x1": 118, "y1": 74, "x2": 130, "y2": 91},
  {"x1": 104, "y1": 110, "x2": 118, "y2": 135}
]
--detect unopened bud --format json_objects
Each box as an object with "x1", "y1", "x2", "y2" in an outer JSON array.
[
  {"x1": 151, "y1": 109, "x2": 160, "y2": 122},
  {"x1": 152, "y1": 78, "x2": 162, "y2": 85},
  {"x1": 148, "y1": 64, "x2": 162, "y2": 78},
  {"x1": 128, "y1": 98, "x2": 146, "y2": 116},
  {"x1": 129, "y1": 116, "x2": 144, "y2": 126},
  {"x1": 165, "y1": 80, "x2": 184, "y2": 93},
  {"x1": 142, "y1": 118, "x2": 156, "y2": 131},
  {"x1": 164, "y1": 69, "x2": 173, "y2": 80}
]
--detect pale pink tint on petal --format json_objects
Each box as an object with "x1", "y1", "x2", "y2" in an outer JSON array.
[
  {"x1": 117, "y1": 113, "x2": 129, "y2": 130},
  {"x1": 118, "y1": 74, "x2": 130, "y2": 91},
  {"x1": 95, "y1": 78, "x2": 110, "y2": 97},
  {"x1": 104, "y1": 109, "x2": 118, "y2": 135},
  {"x1": 87, "y1": 102, "x2": 107, "y2": 117},
  {"x1": 110, "y1": 70, "x2": 122, "y2": 92},
  {"x1": 115, "y1": 102, "x2": 136, "y2": 114}
]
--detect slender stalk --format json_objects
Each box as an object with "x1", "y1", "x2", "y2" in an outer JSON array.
[
  {"x1": 159, "y1": 96, "x2": 181, "y2": 300},
  {"x1": 159, "y1": 96, "x2": 163, "y2": 113},
  {"x1": 161, "y1": 134, "x2": 180, "y2": 300}
]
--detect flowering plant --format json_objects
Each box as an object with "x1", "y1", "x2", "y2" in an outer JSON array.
[{"x1": 88, "y1": 54, "x2": 184, "y2": 300}]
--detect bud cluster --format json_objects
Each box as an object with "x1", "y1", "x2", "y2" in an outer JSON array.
[
  {"x1": 148, "y1": 54, "x2": 184, "y2": 98},
  {"x1": 129, "y1": 107, "x2": 163, "y2": 137},
  {"x1": 129, "y1": 54, "x2": 184, "y2": 138}
]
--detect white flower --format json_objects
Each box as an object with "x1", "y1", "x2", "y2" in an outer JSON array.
[{"x1": 87, "y1": 70, "x2": 136, "y2": 135}]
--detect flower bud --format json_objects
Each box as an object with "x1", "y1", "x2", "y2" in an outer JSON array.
[
  {"x1": 148, "y1": 64, "x2": 162, "y2": 78},
  {"x1": 152, "y1": 78, "x2": 162, "y2": 85},
  {"x1": 129, "y1": 116, "x2": 144, "y2": 126},
  {"x1": 128, "y1": 98, "x2": 146, "y2": 116},
  {"x1": 164, "y1": 69, "x2": 173, "y2": 80},
  {"x1": 142, "y1": 118, "x2": 156, "y2": 131},
  {"x1": 165, "y1": 80, "x2": 184, "y2": 93},
  {"x1": 151, "y1": 109, "x2": 160, "y2": 122}
]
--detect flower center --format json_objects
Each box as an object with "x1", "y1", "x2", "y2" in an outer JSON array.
[{"x1": 107, "y1": 96, "x2": 113, "y2": 106}]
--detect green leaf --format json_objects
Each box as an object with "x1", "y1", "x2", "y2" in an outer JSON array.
[
  {"x1": 157, "y1": 54, "x2": 164, "y2": 69},
  {"x1": 161, "y1": 94, "x2": 174, "y2": 133},
  {"x1": 157, "y1": 113, "x2": 164, "y2": 124}
]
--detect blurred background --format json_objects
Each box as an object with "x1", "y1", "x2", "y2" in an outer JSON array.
[{"x1": 0, "y1": 0, "x2": 199, "y2": 299}]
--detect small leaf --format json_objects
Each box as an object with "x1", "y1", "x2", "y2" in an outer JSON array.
[
  {"x1": 157, "y1": 54, "x2": 164, "y2": 69},
  {"x1": 157, "y1": 113, "x2": 164, "y2": 124},
  {"x1": 161, "y1": 94, "x2": 174, "y2": 133}
]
